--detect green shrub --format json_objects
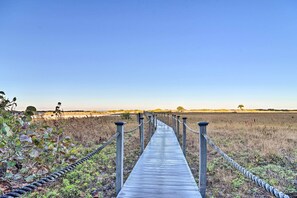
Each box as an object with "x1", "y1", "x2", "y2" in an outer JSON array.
[
  {"x1": 0, "y1": 91, "x2": 74, "y2": 190},
  {"x1": 121, "y1": 112, "x2": 131, "y2": 119}
]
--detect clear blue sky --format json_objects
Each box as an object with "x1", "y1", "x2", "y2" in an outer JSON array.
[{"x1": 1, "y1": 1, "x2": 297, "y2": 110}]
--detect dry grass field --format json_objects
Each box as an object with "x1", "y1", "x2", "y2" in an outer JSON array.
[
  {"x1": 171, "y1": 112, "x2": 297, "y2": 198},
  {"x1": 10, "y1": 113, "x2": 295, "y2": 197}
]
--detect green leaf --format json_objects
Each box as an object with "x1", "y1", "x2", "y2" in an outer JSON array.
[
  {"x1": 19, "y1": 134, "x2": 32, "y2": 143},
  {"x1": 26, "y1": 115, "x2": 32, "y2": 121},
  {"x1": 20, "y1": 168, "x2": 29, "y2": 174},
  {"x1": 0, "y1": 141, "x2": 6, "y2": 148},
  {"x1": 43, "y1": 133, "x2": 49, "y2": 139},
  {"x1": 17, "y1": 118, "x2": 24, "y2": 126},
  {"x1": 7, "y1": 161, "x2": 16, "y2": 168},
  {"x1": 13, "y1": 173, "x2": 22, "y2": 180},
  {"x1": 5, "y1": 172, "x2": 13, "y2": 179},
  {"x1": 29, "y1": 149, "x2": 39, "y2": 158},
  {"x1": 2, "y1": 123, "x2": 12, "y2": 136},
  {"x1": 25, "y1": 174, "x2": 36, "y2": 182}
]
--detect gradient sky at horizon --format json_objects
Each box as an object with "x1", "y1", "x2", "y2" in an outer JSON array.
[{"x1": 1, "y1": 1, "x2": 297, "y2": 110}]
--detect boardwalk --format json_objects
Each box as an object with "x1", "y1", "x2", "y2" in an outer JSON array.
[{"x1": 117, "y1": 121, "x2": 201, "y2": 198}]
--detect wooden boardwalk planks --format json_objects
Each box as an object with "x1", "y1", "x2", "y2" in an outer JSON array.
[{"x1": 117, "y1": 121, "x2": 201, "y2": 198}]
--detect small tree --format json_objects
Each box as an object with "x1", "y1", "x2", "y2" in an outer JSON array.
[
  {"x1": 53, "y1": 102, "x2": 62, "y2": 117},
  {"x1": 0, "y1": 91, "x2": 17, "y2": 111},
  {"x1": 177, "y1": 106, "x2": 186, "y2": 112},
  {"x1": 238, "y1": 104, "x2": 244, "y2": 110}
]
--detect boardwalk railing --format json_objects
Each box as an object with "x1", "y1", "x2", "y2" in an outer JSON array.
[
  {"x1": 158, "y1": 113, "x2": 290, "y2": 198},
  {"x1": 0, "y1": 112, "x2": 157, "y2": 198}
]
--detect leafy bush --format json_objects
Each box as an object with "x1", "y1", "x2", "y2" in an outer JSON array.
[{"x1": 0, "y1": 91, "x2": 74, "y2": 191}]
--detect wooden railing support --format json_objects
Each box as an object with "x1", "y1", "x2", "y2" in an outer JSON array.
[
  {"x1": 182, "y1": 117, "x2": 187, "y2": 157},
  {"x1": 166, "y1": 113, "x2": 169, "y2": 125},
  {"x1": 198, "y1": 122, "x2": 208, "y2": 198},
  {"x1": 148, "y1": 115, "x2": 152, "y2": 139},
  {"x1": 171, "y1": 114, "x2": 175, "y2": 132},
  {"x1": 177, "y1": 115, "x2": 180, "y2": 141},
  {"x1": 115, "y1": 121, "x2": 125, "y2": 195},
  {"x1": 139, "y1": 117, "x2": 144, "y2": 154},
  {"x1": 155, "y1": 114, "x2": 158, "y2": 129}
]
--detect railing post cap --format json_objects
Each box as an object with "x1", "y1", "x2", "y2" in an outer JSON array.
[
  {"x1": 177, "y1": 115, "x2": 180, "y2": 118},
  {"x1": 148, "y1": 115, "x2": 151, "y2": 117},
  {"x1": 198, "y1": 122, "x2": 209, "y2": 126},
  {"x1": 182, "y1": 117, "x2": 187, "y2": 120},
  {"x1": 115, "y1": 121, "x2": 125, "y2": 126},
  {"x1": 140, "y1": 117, "x2": 144, "y2": 120}
]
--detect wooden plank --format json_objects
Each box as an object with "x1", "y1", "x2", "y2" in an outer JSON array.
[{"x1": 117, "y1": 121, "x2": 201, "y2": 198}]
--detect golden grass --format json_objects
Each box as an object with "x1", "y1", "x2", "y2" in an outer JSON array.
[{"x1": 161, "y1": 113, "x2": 297, "y2": 197}]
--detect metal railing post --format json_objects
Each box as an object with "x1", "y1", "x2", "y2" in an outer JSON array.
[
  {"x1": 139, "y1": 117, "x2": 144, "y2": 154},
  {"x1": 148, "y1": 115, "x2": 152, "y2": 139},
  {"x1": 198, "y1": 122, "x2": 208, "y2": 198},
  {"x1": 115, "y1": 122, "x2": 125, "y2": 195},
  {"x1": 177, "y1": 115, "x2": 180, "y2": 141},
  {"x1": 182, "y1": 117, "x2": 187, "y2": 157}
]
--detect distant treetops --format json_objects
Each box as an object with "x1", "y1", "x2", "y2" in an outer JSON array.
[
  {"x1": 237, "y1": 104, "x2": 244, "y2": 110},
  {"x1": 177, "y1": 106, "x2": 186, "y2": 112}
]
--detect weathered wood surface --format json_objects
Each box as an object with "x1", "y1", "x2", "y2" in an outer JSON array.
[{"x1": 117, "y1": 121, "x2": 201, "y2": 198}]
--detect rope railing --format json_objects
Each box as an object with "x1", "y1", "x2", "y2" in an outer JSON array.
[
  {"x1": 201, "y1": 133, "x2": 290, "y2": 198},
  {"x1": 157, "y1": 113, "x2": 291, "y2": 198},
  {"x1": 125, "y1": 122, "x2": 143, "y2": 134},
  {"x1": 0, "y1": 132, "x2": 119, "y2": 198},
  {"x1": 184, "y1": 123, "x2": 200, "y2": 134},
  {"x1": 144, "y1": 119, "x2": 151, "y2": 124}
]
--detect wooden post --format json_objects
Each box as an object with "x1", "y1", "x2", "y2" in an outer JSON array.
[
  {"x1": 137, "y1": 113, "x2": 141, "y2": 124},
  {"x1": 155, "y1": 114, "x2": 158, "y2": 129},
  {"x1": 153, "y1": 114, "x2": 156, "y2": 131},
  {"x1": 171, "y1": 115, "x2": 174, "y2": 130},
  {"x1": 115, "y1": 121, "x2": 125, "y2": 195},
  {"x1": 174, "y1": 115, "x2": 177, "y2": 137},
  {"x1": 177, "y1": 115, "x2": 180, "y2": 141},
  {"x1": 198, "y1": 122, "x2": 208, "y2": 198},
  {"x1": 182, "y1": 117, "x2": 187, "y2": 157},
  {"x1": 167, "y1": 114, "x2": 170, "y2": 125},
  {"x1": 175, "y1": 115, "x2": 177, "y2": 133},
  {"x1": 139, "y1": 117, "x2": 144, "y2": 154},
  {"x1": 172, "y1": 115, "x2": 175, "y2": 132},
  {"x1": 148, "y1": 115, "x2": 152, "y2": 139}
]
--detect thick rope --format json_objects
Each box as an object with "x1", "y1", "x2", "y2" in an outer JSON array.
[
  {"x1": 125, "y1": 122, "x2": 143, "y2": 134},
  {"x1": 144, "y1": 119, "x2": 151, "y2": 124},
  {"x1": 201, "y1": 133, "x2": 290, "y2": 198},
  {"x1": 0, "y1": 132, "x2": 119, "y2": 198},
  {"x1": 184, "y1": 123, "x2": 200, "y2": 134}
]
